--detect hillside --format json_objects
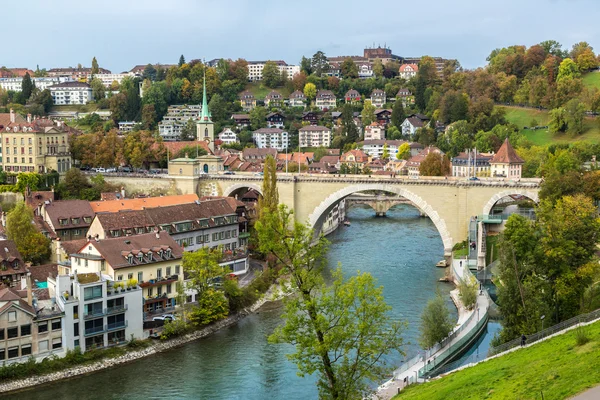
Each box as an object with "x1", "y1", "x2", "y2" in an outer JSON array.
[
  {"x1": 394, "y1": 320, "x2": 600, "y2": 400},
  {"x1": 499, "y1": 106, "x2": 600, "y2": 145},
  {"x1": 583, "y1": 71, "x2": 600, "y2": 90},
  {"x1": 244, "y1": 82, "x2": 292, "y2": 100}
]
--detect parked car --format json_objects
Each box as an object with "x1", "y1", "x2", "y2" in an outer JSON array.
[
  {"x1": 469, "y1": 176, "x2": 480, "y2": 181},
  {"x1": 120, "y1": 166, "x2": 132, "y2": 173},
  {"x1": 224, "y1": 171, "x2": 235, "y2": 175},
  {"x1": 94, "y1": 167, "x2": 106, "y2": 173},
  {"x1": 152, "y1": 314, "x2": 177, "y2": 322},
  {"x1": 106, "y1": 167, "x2": 117, "y2": 173}
]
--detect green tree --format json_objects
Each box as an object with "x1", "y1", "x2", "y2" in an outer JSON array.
[
  {"x1": 340, "y1": 58, "x2": 358, "y2": 79},
  {"x1": 258, "y1": 156, "x2": 278, "y2": 218},
  {"x1": 313, "y1": 146, "x2": 328, "y2": 161},
  {"x1": 249, "y1": 106, "x2": 268, "y2": 130},
  {"x1": 557, "y1": 58, "x2": 580, "y2": 82},
  {"x1": 382, "y1": 143, "x2": 389, "y2": 160},
  {"x1": 361, "y1": 100, "x2": 376, "y2": 126},
  {"x1": 6, "y1": 202, "x2": 51, "y2": 264},
  {"x1": 183, "y1": 247, "x2": 226, "y2": 300},
  {"x1": 565, "y1": 98, "x2": 586, "y2": 135},
  {"x1": 262, "y1": 61, "x2": 281, "y2": 88},
  {"x1": 419, "y1": 152, "x2": 450, "y2": 176},
  {"x1": 90, "y1": 78, "x2": 106, "y2": 102},
  {"x1": 373, "y1": 59, "x2": 384, "y2": 78},
  {"x1": 391, "y1": 98, "x2": 406, "y2": 129},
  {"x1": 340, "y1": 104, "x2": 359, "y2": 145},
  {"x1": 419, "y1": 291, "x2": 454, "y2": 349},
  {"x1": 178, "y1": 54, "x2": 186, "y2": 67},
  {"x1": 300, "y1": 56, "x2": 312, "y2": 75},
  {"x1": 303, "y1": 82, "x2": 317, "y2": 102},
  {"x1": 180, "y1": 118, "x2": 197, "y2": 141},
  {"x1": 458, "y1": 276, "x2": 478, "y2": 310},
  {"x1": 396, "y1": 142, "x2": 411, "y2": 160},
  {"x1": 311, "y1": 51, "x2": 329, "y2": 77},
  {"x1": 142, "y1": 64, "x2": 157, "y2": 81},
  {"x1": 549, "y1": 107, "x2": 568, "y2": 133},
  {"x1": 91, "y1": 57, "x2": 99, "y2": 75},
  {"x1": 256, "y1": 205, "x2": 405, "y2": 399},
  {"x1": 21, "y1": 72, "x2": 34, "y2": 101}
]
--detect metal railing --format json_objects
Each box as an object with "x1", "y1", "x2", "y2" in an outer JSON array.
[{"x1": 107, "y1": 321, "x2": 127, "y2": 331}]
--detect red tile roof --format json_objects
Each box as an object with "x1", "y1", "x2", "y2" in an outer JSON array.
[
  {"x1": 491, "y1": 139, "x2": 524, "y2": 164},
  {"x1": 90, "y1": 194, "x2": 199, "y2": 213}
]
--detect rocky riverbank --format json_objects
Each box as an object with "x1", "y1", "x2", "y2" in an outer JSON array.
[{"x1": 0, "y1": 281, "x2": 287, "y2": 395}]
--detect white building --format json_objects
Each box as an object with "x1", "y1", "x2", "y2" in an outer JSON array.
[
  {"x1": 0, "y1": 77, "x2": 73, "y2": 92},
  {"x1": 299, "y1": 125, "x2": 331, "y2": 148},
  {"x1": 364, "y1": 122, "x2": 385, "y2": 140},
  {"x1": 315, "y1": 90, "x2": 337, "y2": 110},
  {"x1": 358, "y1": 63, "x2": 374, "y2": 78},
  {"x1": 401, "y1": 115, "x2": 429, "y2": 137},
  {"x1": 118, "y1": 121, "x2": 137, "y2": 134},
  {"x1": 370, "y1": 89, "x2": 386, "y2": 108},
  {"x1": 490, "y1": 138, "x2": 524, "y2": 179},
  {"x1": 218, "y1": 128, "x2": 239, "y2": 145},
  {"x1": 247, "y1": 61, "x2": 300, "y2": 81},
  {"x1": 49, "y1": 81, "x2": 93, "y2": 105},
  {"x1": 252, "y1": 128, "x2": 289, "y2": 151},
  {"x1": 451, "y1": 150, "x2": 493, "y2": 177},
  {"x1": 399, "y1": 64, "x2": 419, "y2": 80},
  {"x1": 360, "y1": 140, "x2": 407, "y2": 159},
  {"x1": 289, "y1": 91, "x2": 306, "y2": 108},
  {"x1": 158, "y1": 104, "x2": 201, "y2": 141},
  {"x1": 49, "y1": 272, "x2": 144, "y2": 352},
  {"x1": 88, "y1": 73, "x2": 133, "y2": 88}
]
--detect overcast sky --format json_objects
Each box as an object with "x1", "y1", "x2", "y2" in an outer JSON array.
[{"x1": 4, "y1": 0, "x2": 599, "y2": 72}]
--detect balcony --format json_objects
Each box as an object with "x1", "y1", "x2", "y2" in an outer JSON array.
[
  {"x1": 83, "y1": 310, "x2": 106, "y2": 320},
  {"x1": 106, "y1": 304, "x2": 128, "y2": 315},
  {"x1": 84, "y1": 325, "x2": 106, "y2": 336},
  {"x1": 107, "y1": 321, "x2": 127, "y2": 332},
  {"x1": 139, "y1": 275, "x2": 178, "y2": 288}
]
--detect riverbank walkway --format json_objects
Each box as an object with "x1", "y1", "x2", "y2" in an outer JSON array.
[{"x1": 375, "y1": 261, "x2": 490, "y2": 399}]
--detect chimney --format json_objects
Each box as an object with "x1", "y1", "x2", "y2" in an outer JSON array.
[
  {"x1": 9, "y1": 108, "x2": 15, "y2": 123},
  {"x1": 27, "y1": 113, "x2": 32, "y2": 123},
  {"x1": 26, "y1": 273, "x2": 33, "y2": 306}
]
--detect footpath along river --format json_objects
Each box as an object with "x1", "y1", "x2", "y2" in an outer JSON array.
[{"x1": 4, "y1": 205, "x2": 497, "y2": 400}]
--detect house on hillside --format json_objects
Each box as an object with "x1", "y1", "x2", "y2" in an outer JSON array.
[
  {"x1": 231, "y1": 114, "x2": 251, "y2": 129},
  {"x1": 266, "y1": 112, "x2": 285, "y2": 129},
  {"x1": 302, "y1": 111, "x2": 319, "y2": 125},
  {"x1": 399, "y1": 64, "x2": 418, "y2": 80},
  {"x1": 401, "y1": 114, "x2": 430, "y2": 137},
  {"x1": 315, "y1": 90, "x2": 336, "y2": 111},
  {"x1": 370, "y1": 89, "x2": 386, "y2": 108},
  {"x1": 264, "y1": 90, "x2": 284, "y2": 108},
  {"x1": 239, "y1": 91, "x2": 256, "y2": 111},
  {"x1": 344, "y1": 89, "x2": 361, "y2": 104},
  {"x1": 289, "y1": 91, "x2": 306, "y2": 108}
]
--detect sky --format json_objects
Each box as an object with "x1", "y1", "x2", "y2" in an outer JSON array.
[{"x1": 4, "y1": 0, "x2": 599, "y2": 72}]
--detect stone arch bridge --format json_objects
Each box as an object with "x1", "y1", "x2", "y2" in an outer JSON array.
[{"x1": 194, "y1": 174, "x2": 540, "y2": 256}]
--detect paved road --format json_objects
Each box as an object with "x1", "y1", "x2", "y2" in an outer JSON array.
[{"x1": 571, "y1": 385, "x2": 600, "y2": 399}]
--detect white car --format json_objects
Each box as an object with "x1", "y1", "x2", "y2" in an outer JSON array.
[
  {"x1": 152, "y1": 314, "x2": 177, "y2": 322},
  {"x1": 106, "y1": 167, "x2": 117, "y2": 173},
  {"x1": 95, "y1": 168, "x2": 106, "y2": 173}
]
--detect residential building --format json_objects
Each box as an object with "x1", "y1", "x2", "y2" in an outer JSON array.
[
  {"x1": 451, "y1": 150, "x2": 493, "y2": 177},
  {"x1": 399, "y1": 64, "x2": 419, "y2": 80},
  {"x1": 364, "y1": 123, "x2": 385, "y2": 141},
  {"x1": 89, "y1": 194, "x2": 199, "y2": 214},
  {"x1": 158, "y1": 104, "x2": 201, "y2": 142},
  {"x1": 340, "y1": 149, "x2": 369, "y2": 168},
  {"x1": 266, "y1": 112, "x2": 285, "y2": 129},
  {"x1": 289, "y1": 91, "x2": 306, "y2": 108},
  {"x1": 360, "y1": 139, "x2": 408, "y2": 159},
  {"x1": 217, "y1": 128, "x2": 238, "y2": 145},
  {"x1": 277, "y1": 152, "x2": 314, "y2": 166},
  {"x1": 231, "y1": 114, "x2": 251, "y2": 129},
  {"x1": 0, "y1": 241, "x2": 27, "y2": 288},
  {"x1": 401, "y1": 114, "x2": 430, "y2": 137},
  {"x1": 406, "y1": 146, "x2": 443, "y2": 177},
  {"x1": 302, "y1": 111, "x2": 319, "y2": 125},
  {"x1": 252, "y1": 128, "x2": 289, "y2": 151},
  {"x1": 299, "y1": 125, "x2": 331, "y2": 148},
  {"x1": 264, "y1": 91, "x2": 284, "y2": 108},
  {"x1": 357, "y1": 63, "x2": 374, "y2": 78},
  {"x1": 374, "y1": 109, "x2": 393, "y2": 127},
  {"x1": 242, "y1": 148, "x2": 277, "y2": 162},
  {"x1": 129, "y1": 64, "x2": 175, "y2": 77},
  {"x1": 0, "y1": 68, "x2": 34, "y2": 78},
  {"x1": 48, "y1": 67, "x2": 110, "y2": 79},
  {"x1": 49, "y1": 82, "x2": 92, "y2": 105},
  {"x1": 246, "y1": 61, "x2": 300, "y2": 82},
  {"x1": 344, "y1": 89, "x2": 361, "y2": 104},
  {"x1": 402, "y1": 57, "x2": 450, "y2": 76},
  {"x1": 87, "y1": 73, "x2": 133, "y2": 88},
  {"x1": 49, "y1": 272, "x2": 143, "y2": 352},
  {"x1": 315, "y1": 90, "x2": 336, "y2": 111},
  {"x1": 370, "y1": 89, "x2": 386, "y2": 108},
  {"x1": 40, "y1": 200, "x2": 95, "y2": 241},
  {"x1": 396, "y1": 88, "x2": 414, "y2": 106},
  {"x1": 0, "y1": 110, "x2": 73, "y2": 173},
  {"x1": 490, "y1": 138, "x2": 524, "y2": 179},
  {"x1": 117, "y1": 121, "x2": 137, "y2": 134},
  {"x1": 0, "y1": 282, "x2": 65, "y2": 366},
  {"x1": 0, "y1": 77, "x2": 73, "y2": 92},
  {"x1": 239, "y1": 91, "x2": 256, "y2": 111},
  {"x1": 68, "y1": 232, "x2": 184, "y2": 312}
]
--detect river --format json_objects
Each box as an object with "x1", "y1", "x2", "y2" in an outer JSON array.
[{"x1": 5, "y1": 205, "x2": 465, "y2": 400}]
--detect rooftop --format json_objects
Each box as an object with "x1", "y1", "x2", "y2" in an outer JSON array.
[{"x1": 89, "y1": 194, "x2": 199, "y2": 213}]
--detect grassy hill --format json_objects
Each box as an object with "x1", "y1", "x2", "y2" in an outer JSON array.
[
  {"x1": 583, "y1": 71, "x2": 600, "y2": 90},
  {"x1": 244, "y1": 82, "x2": 292, "y2": 100},
  {"x1": 394, "y1": 320, "x2": 600, "y2": 400},
  {"x1": 499, "y1": 106, "x2": 600, "y2": 145}
]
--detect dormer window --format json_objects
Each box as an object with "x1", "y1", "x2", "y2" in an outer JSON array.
[
  {"x1": 158, "y1": 250, "x2": 163, "y2": 258},
  {"x1": 147, "y1": 252, "x2": 153, "y2": 261},
  {"x1": 165, "y1": 249, "x2": 171, "y2": 258},
  {"x1": 59, "y1": 218, "x2": 68, "y2": 226},
  {"x1": 83, "y1": 217, "x2": 92, "y2": 224},
  {"x1": 71, "y1": 217, "x2": 79, "y2": 225},
  {"x1": 137, "y1": 254, "x2": 143, "y2": 263},
  {"x1": 127, "y1": 255, "x2": 133, "y2": 264}
]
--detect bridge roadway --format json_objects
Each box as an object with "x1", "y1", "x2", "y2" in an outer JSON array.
[{"x1": 195, "y1": 173, "x2": 541, "y2": 256}]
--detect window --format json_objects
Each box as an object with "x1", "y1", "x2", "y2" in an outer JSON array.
[
  {"x1": 156, "y1": 268, "x2": 162, "y2": 279},
  {"x1": 117, "y1": 275, "x2": 123, "y2": 281},
  {"x1": 83, "y1": 217, "x2": 92, "y2": 223},
  {"x1": 212, "y1": 233, "x2": 218, "y2": 241},
  {"x1": 0, "y1": 349, "x2": 4, "y2": 360},
  {"x1": 84, "y1": 302, "x2": 103, "y2": 317},
  {"x1": 166, "y1": 284, "x2": 172, "y2": 294},
  {"x1": 8, "y1": 347, "x2": 18, "y2": 359},
  {"x1": 7, "y1": 327, "x2": 18, "y2": 339},
  {"x1": 52, "y1": 338, "x2": 62, "y2": 349},
  {"x1": 38, "y1": 340, "x2": 49, "y2": 352},
  {"x1": 38, "y1": 321, "x2": 48, "y2": 333},
  {"x1": 74, "y1": 322, "x2": 79, "y2": 336},
  {"x1": 74, "y1": 339, "x2": 79, "y2": 348},
  {"x1": 127, "y1": 273, "x2": 133, "y2": 280},
  {"x1": 84, "y1": 285, "x2": 102, "y2": 300},
  {"x1": 157, "y1": 286, "x2": 162, "y2": 296},
  {"x1": 73, "y1": 229, "x2": 81, "y2": 236},
  {"x1": 204, "y1": 234, "x2": 209, "y2": 243},
  {"x1": 8, "y1": 311, "x2": 16, "y2": 322},
  {"x1": 72, "y1": 217, "x2": 79, "y2": 224},
  {"x1": 52, "y1": 319, "x2": 61, "y2": 330},
  {"x1": 137, "y1": 254, "x2": 143, "y2": 263},
  {"x1": 138, "y1": 271, "x2": 143, "y2": 282},
  {"x1": 0, "y1": 328, "x2": 3, "y2": 340},
  {"x1": 196, "y1": 235, "x2": 203, "y2": 244},
  {"x1": 166, "y1": 267, "x2": 171, "y2": 276},
  {"x1": 148, "y1": 287, "x2": 153, "y2": 297},
  {"x1": 232, "y1": 230, "x2": 237, "y2": 238},
  {"x1": 225, "y1": 231, "x2": 231, "y2": 239},
  {"x1": 147, "y1": 252, "x2": 153, "y2": 261},
  {"x1": 21, "y1": 345, "x2": 31, "y2": 356},
  {"x1": 20, "y1": 324, "x2": 31, "y2": 336}
]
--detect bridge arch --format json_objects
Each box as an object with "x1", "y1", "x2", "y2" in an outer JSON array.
[
  {"x1": 222, "y1": 183, "x2": 263, "y2": 198},
  {"x1": 482, "y1": 189, "x2": 539, "y2": 216},
  {"x1": 308, "y1": 183, "x2": 454, "y2": 254}
]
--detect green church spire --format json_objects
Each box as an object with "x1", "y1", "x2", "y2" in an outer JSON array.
[{"x1": 200, "y1": 71, "x2": 212, "y2": 122}]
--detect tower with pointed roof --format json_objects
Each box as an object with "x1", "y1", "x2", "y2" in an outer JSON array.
[
  {"x1": 490, "y1": 138, "x2": 524, "y2": 179},
  {"x1": 196, "y1": 72, "x2": 214, "y2": 152}
]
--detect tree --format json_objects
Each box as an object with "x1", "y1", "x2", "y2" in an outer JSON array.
[
  {"x1": 142, "y1": 64, "x2": 157, "y2": 81},
  {"x1": 361, "y1": 100, "x2": 376, "y2": 126},
  {"x1": 539, "y1": 40, "x2": 567, "y2": 58},
  {"x1": 21, "y1": 73, "x2": 34, "y2": 101},
  {"x1": 178, "y1": 54, "x2": 186, "y2": 67},
  {"x1": 258, "y1": 156, "x2": 278, "y2": 218},
  {"x1": 249, "y1": 106, "x2": 267, "y2": 130},
  {"x1": 300, "y1": 56, "x2": 312, "y2": 75},
  {"x1": 391, "y1": 98, "x2": 406, "y2": 129},
  {"x1": 341, "y1": 58, "x2": 358, "y2": 79},
  {"x1": 341, "y1": 104, "x2": 359, "y2": 145},
  {"x1": 458, "y1": 276, "x2": 478, "y2": 310},
  {"x1": 549, "y1": 107, "x2": 568, "y2": 133},
  {"x1": 229, "y1": 59, "x2": 249, "y2": 82},
  {"x1": 183, "y1": 247, "x2": 226, "y2": 300},
  {"x1": 419, "y1": 151, "x2": 450, "y2": 176},
  {"x1": 262, "y1": 61, "x2": 281, "y2": 88},
  {"x1": 6, "y1": 202, "x2": 51, "y2": 264},
  {"x1": 382, "y1": 143, "x2": 390, "y2": 160},
  {"x1": 313, "y1": 146, "x2": 328, "y2": 161},
  {"x1": 292, "y1": 71, "x2": 308, "y2": 91},
  {"x1": 557, "y1": 58, "x2": 580, "y2": 82},
  {"x1": 311, "y1": 51, "x2": 329, "y2": 77},
  {"x1": 373, "y1": 59, "x2": 384, "y2": 78},
  {"x1": 91, "y1": 57, "x2": 99, "y2": 75},
  {"x1": 90, "y1": 78, "x2": 106, "y2": 102},
  {"x1": 396, "y1": 143, "x2": 411, "y2": 160},
  {"x1": 419, "y1": 291, "x2": 454, "y2": 349},
  {"x1": 303, "y1": 82, "x2": 317, "y2": 102},
  {"x1": 256, "y1": 205, "x2": 405, "y2": 399},
  {"x1": 141, "y1": 104, "x2": 157, "y2": 129}
]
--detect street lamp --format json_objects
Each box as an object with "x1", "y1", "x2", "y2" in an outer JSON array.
[{"x1": 541, "y1": 315, "x2": 546, "y2": 337}]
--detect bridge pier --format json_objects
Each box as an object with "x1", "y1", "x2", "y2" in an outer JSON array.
[{"x1": 375, "y1": 211, "x2": 386, "y2": 217}]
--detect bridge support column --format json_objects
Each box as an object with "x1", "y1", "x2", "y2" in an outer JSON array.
[{"x1": 375, "y1": 211, "x2": 386, "y2": 217}]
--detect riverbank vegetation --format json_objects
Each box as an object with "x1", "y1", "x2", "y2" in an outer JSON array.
[
  {"x1": 395, "y1": 320, "x2": 600, "y2": 400},
  {"x1": 419, "y1": 292, "x2": 455, "y2": 349}
]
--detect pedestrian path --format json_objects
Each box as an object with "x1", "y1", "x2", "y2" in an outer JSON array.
[{"x1": 571, "y1": 385, "x2": 600, "y2": 399}]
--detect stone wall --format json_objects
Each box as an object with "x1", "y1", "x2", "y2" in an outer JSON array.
[{"x1": 101, "y1": 176, "x2": 179, "y2": 196}]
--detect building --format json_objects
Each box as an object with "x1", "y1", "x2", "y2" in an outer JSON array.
[
  {"x1": 0, "y1": 282, "x2": 65, "y2": 366},
  {"x1": 451, "y1": 150, "x2": 494, "y2": 177},
  {"x1": 252, "y1": 128, "x2": 289, "y2": 151},
  {"x1": 87, "y1": 73, "x2": 133, "y2": 88},
  {"x1": 158, "y1": 105, "x2": 201, "y2": 142},
  {"x1": 89, "y1": 194, "x2": 199, "y2": 214},
  {"x1": 402, "y1": 57, "x2": 450, "y2": 76},
  {"x1": 49, "y1": 82, "x2": 92, "y2": 105},
  {"x1": 68, "y1": 232, "x2": 183, "y2": 313},
  {"x1": 266, "y1": 112, "x2": 285, "y2": 129},
  {"x1": 231, "y1": 114, "x2": 251, "y2": 129},
  {"x1": 217, "y1": 128, "x2": 238, "y2": 145},
  {"x1": 364, "y1": 123, "x2": 385, "y2": 141},
  {"x1": 264, "y1": 91, "x2": 284, "y2": 108},
  {"x1": 118, "y1": 121, "x2": 137, "y2": 134},
  {"x1": 49, "y1": 272, "x2": 143, "y2": 352},
  {"x1": 399, "y1": 64, "x2": 419, "y2": 80},
  {"x1": 360, "y1": 139, "x2": 409, "y2": 159},
  {"x1": 340, "y1": 149, "x2": 369, "y2": 168},
  {"x1": 0, "y1": 241, "x2": 27, "y2": 288},
  {"x1": 242, "y1": 148, "x2": 277, "y2": 161},
  {"x1": 396, "y1": 88, "x2": 414, "y2": 106},
  {"x1": 48, "y1": 67, "x2": 110, "y2": 79},
  {"x1": 344, "y1": 89, "x2": 361, "y2": 104},
  {"x1": 374, "y1": 109, "x2": 393, "y2": 127},
  {"x1": 406, "y1": 146, "x2": 443, "y2": 177},
  {"x1": 196, "y1": 76, "x2": 215, "y2": 153},
  {"x1": 299, "y1": 125, "x2": 331, "y2": 148},
  {"x1": 239, "y1": 91, "x2": 256, "y2": 111},
  {"x1": 401, "y1": 114, "x2": 430, "y2": 137},
  {"x1": 0, "y1": 77, "x2": 73, "y2": 92},
  {"x1": 0, "y1": 68, "x2": 34, "y2": 78},
  {"x1": 40, "y1": 200, "x2": 95, "y2": 242},
  {"x1": 302, "y1": 111, "x2": 319, "y2": 125},
  {"x1": 370, "y1": 89, "x2": 386, "y2": 108},
  {"x1": 246, "y1": 61, "x2": 300, "y2": 82},
  {"x1": 490, "y1": 139, "x2": 524, "y2": 179},
  {"x1": 129, "y1": 64, "x2": 175, "y2": 77},
  {"x1": 315, "y1": 90, "x2": 336, "y2": 111},
  {"x1": 358, "y1": 63, "x2": 374, "y2": 78},
  {"x1": 0, "y1": 110, "x2": 73, "y2": 173},
  {"x1": 289, "y1": 91, "x2": 306, "y2": 108}
]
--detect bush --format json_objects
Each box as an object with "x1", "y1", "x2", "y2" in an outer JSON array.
[
  {"x1": 160, "y1": 319, "x2": 191, "y2": 340},
  {"x1": 575, "y1": 326, "x2": 591, "y2": 346},
  {"x1": 458, "y1": 276, "x2": 479, "y2": 310}
]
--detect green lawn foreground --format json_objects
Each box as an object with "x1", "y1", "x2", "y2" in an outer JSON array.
[
  {"x1": 583, "y1": 71, "x2": 600, "y2": 90},
  {"x1": 394, "y1": 320, "x2": 600, "y2": 400}
]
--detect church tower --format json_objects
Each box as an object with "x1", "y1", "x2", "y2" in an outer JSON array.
[{"x1": 196, "y1": 72, "x2": 214, "y2": 153}]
